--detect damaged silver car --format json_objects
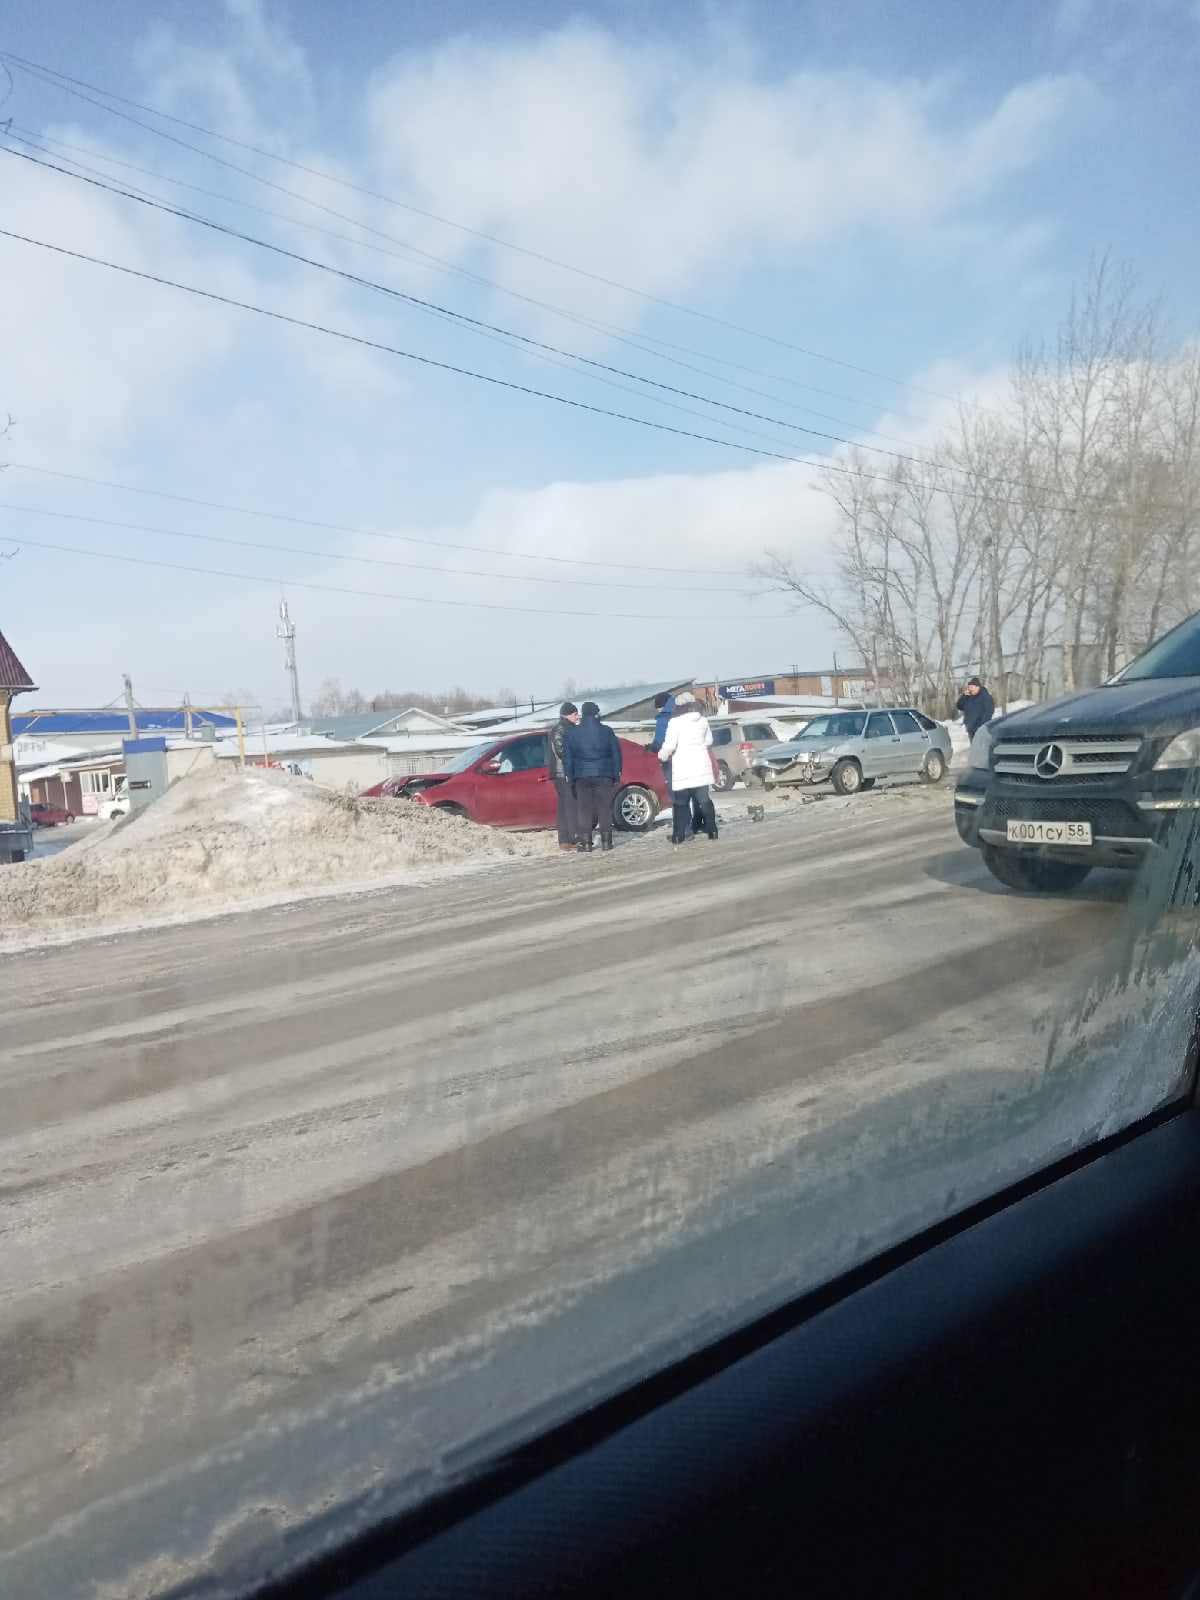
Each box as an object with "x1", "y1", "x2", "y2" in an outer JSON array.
[{"x1": 750, "y1": 709, "x2": 952, "y2": 795}]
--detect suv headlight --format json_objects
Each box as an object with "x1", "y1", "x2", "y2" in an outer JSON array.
[
  {"x1": 967, "y1": 725, "x2": 995, "y2": 772},
  {"x1": 1154, "y1": 728, "x2": 1200, "y2": 770}
]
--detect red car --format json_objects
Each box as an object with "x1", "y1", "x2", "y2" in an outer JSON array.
[
  {"x1": 365, "y1": 731, "x2": 670, "y2": 832},
  {"x1": 29, "y1": 802, "x2": 75, "y2": 827}
]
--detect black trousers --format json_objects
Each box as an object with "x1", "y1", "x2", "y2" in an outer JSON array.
[
  {"x1": 672, "y1": 785, "x2": 716, "y2": 842},
  {"x1": 664, "y1": 762, "x2": 706, "y2": 832},
  {"x1": 575, "y1": 777, "x2": 615, "y2": 844},
  {"x1": 553, "y1": 777, "x2": 578, "y2": 844}
]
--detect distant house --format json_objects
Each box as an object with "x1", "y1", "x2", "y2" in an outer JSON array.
[
  {"x1": 20, "y1": 746, "x2": 126, "y2": 817},
  {"x1": 212, "y1": 729, "x2": 390, "y2": 792},
  {"x1": 696, "y1": 669, "x2": 876, "y2": 704},
  {"x1": 1, "y1": 625, "x2": 37, "y2": 838}
]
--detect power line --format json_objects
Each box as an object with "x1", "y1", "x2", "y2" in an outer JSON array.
[
  {"x1": 0, "y1": 499, "x2": 755, "y2": 594},
  {"x1": 1, "y1": 121, "x2": 933, "y2": 440},
  {"x1": 0, "y1": 461, "x2": 749, "y2": 577},
  {"x1": 0, "y1": 222, "x2": 837, "y2": 471},
  {"x1": 0, "y1": 140, "x2": 946, "y2": 468},
  {"x1": 0, "y1": 48, "x2": 979, "y2": 411},
  {"x1": 3, "y1": 139, "x2": 827, "y2": 461},
  {"x1": 0, "y1": 531, "x2": 789, "y2": 622},
  {"x1": 0, "y1": 223, "x2": 1168, "y2": 522}
]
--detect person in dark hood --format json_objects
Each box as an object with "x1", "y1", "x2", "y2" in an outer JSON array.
[
  {"x1": 564, "y1": 700, "x2": 623, "y2": 851},
  {"x1": 547, "y1": 701, "x2": 581, "y2": 850},
  {"x1": 956, "y1": 677, "x2": 996, "y2": 740}
]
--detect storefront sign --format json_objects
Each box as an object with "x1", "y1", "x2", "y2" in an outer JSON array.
[{"x1": 718, "y1": 679, "x2": 776, "y2": 698}]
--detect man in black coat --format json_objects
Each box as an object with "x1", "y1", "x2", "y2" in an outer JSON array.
[
  {"x1": 956, "y1": 677, "x2": 996, "y2": 740},
  {"x1": 564, "y1": 701, "x2": 623, "y2": 852},
  {"x1": 548, "y1": 701, "x2": 581, "y2": 850}
]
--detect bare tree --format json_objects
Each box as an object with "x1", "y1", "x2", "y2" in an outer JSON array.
[
  {"x1": 758, "y1": 260, "x2": 1200, "y2": 712},
  {"x1": 310, "y1": 679, "x2": 367, "y2": 716}
]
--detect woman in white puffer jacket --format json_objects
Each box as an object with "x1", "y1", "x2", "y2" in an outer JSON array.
[{"x1": 658, "y1": 693, "x2": 718, "y2": 844}]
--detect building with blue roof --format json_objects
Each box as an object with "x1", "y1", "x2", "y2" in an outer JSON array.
[{"x1": 12, "y1": 707, "x2": 239, "y2": 746}]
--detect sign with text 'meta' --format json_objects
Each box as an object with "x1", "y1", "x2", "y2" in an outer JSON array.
[{"x1": 718, "y1": 679, "x2": 775, "y2": 698}]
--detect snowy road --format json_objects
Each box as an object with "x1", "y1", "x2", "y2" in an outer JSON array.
[{"x1": 1, "y1": 786, "x2": 1139, "y2": 1594}]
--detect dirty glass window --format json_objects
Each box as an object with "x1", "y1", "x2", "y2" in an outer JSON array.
[{"x1": 2, "y1": 6, "x2": 1199, "y2": 1599}]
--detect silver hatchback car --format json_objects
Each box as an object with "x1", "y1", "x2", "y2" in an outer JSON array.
[{"x1": 750, "y1": 708, "x2": 952, "y2": 795}]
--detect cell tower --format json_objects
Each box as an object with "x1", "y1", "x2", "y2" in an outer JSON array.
[{"x1": 276, "y1": 597, "x2": 302, "y2": 722}]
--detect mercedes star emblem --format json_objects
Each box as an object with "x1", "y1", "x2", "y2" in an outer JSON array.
[{"x1": 1035, "y1": 742, "x2": 1065, "y2": 778}]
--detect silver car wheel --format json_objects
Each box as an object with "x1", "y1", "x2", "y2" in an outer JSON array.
[{"x1": 615, "y1": 786, "x2": 655, "y2": 830}]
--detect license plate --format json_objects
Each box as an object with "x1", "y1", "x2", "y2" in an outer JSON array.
[{"x1": 1006, "y1": 819, "x2": 1093, "y2": 846}]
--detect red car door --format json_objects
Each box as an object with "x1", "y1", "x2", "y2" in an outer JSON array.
[{"x1": 471, "y1": 734, "x2": 554, "y2": 828}]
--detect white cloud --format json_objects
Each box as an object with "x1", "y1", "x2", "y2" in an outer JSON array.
[
  {"x1": 0, "y1": 154, "x2": 238, "y2": 464},
  {"x1": 365, "y1": 28, "x2": 1086, "y2": 322},
  {"x1": 136, "y1": 0, "x2": 314, "y2": 145}
]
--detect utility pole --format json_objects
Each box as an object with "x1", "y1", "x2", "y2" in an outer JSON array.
[
  {"x1": 276, "y1": 598, "x2": 302, "y2": 723},
  {"x1": 123, "y1": 674, "x2": 138, "y2": 739},
  {"x1": 183, "y1": 691, "x2": 193, "y2": 739}
]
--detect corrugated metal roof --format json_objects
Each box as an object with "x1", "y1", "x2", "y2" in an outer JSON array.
[
  {"x1": 304, "y1": 711, "x2": 403, "y2": 740},
  {"x1": 12, "y1": 708, "x2": 238, "y2": 735},
  {"x1": 0, "y1": 626, "x2": 36, "y2": 693},
  {"x1": 477, "y1": 681, "x2": 694, "y2": 732}
]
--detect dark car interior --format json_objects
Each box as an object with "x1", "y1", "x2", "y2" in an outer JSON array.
[{"x1": 212, "y1": 1016, "x2": 1200, "y2": 1600}]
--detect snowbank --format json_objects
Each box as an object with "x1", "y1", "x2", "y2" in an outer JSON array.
[{"x1": 0, "y1": 764, "x2": 555, "y2": 948}]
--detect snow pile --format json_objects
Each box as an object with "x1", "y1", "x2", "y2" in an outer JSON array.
[{"x1": 0, "y1": 764, "x2": 554, "y2": 946}]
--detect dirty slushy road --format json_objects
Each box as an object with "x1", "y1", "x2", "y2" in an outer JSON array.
[{"x1": 1, "y1": 788, "x2": 1131, "y2": 1593}]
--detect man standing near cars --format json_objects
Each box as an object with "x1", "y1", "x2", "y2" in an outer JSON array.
[
  {"x1": 548, "y1": 700, "x2": 581, "y2": 851},
  {"x1": 564, "y1": 700, "x2": 623, "y2": 852},
  {"x1": 658, "y1": 692, "x2": 718, "y2": 845},
  {"x1": 956, "y1": 676, "x2": 996, "y2": 740}
]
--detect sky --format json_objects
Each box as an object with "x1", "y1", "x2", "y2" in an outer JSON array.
[{"x1": 0, "y1": 0, "x2": 1197, "y2": 712}]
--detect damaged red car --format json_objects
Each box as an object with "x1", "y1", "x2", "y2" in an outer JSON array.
[{"x1": 362, "y1": 731, "x2": 669, "y2": 832}]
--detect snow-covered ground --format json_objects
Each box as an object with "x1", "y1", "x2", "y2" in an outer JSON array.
[{"x1": 0, "y1": 765, "x2": 555, "y2": 950}]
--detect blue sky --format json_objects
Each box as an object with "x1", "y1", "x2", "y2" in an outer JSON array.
[{"x1": 0, "y1": 0, "x2": 1197, "y2": 710}]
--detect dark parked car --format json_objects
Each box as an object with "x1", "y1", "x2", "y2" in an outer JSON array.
[
  {"x1": 956, "y1": 610, "x2": 1200, "y2": 892},
  {"x1": 29, "y1": 802, "x2": 75, "y2": 826},
  {"x1": 367, "y1": 731, "x2": 671, "y2": 832}
]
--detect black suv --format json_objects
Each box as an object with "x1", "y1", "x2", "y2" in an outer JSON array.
[{"x1": 955, "y1": 612, "x2": 1200, "y2": 892}]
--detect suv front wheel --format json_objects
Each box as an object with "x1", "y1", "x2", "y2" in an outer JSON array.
[{"x1": 981, "y1": 845, "x2": 1091, "y2": 895}]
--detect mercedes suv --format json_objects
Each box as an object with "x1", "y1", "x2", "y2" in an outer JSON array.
[{"x1": 955, "y1": 612, "x2": 1200, "y2": 892}]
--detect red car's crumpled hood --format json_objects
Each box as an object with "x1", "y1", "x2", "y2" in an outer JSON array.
[{"x1": 361, "y1": 773, "x2": 452, "y2": 799}]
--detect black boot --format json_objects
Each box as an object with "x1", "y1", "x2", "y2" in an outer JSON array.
[
  {"x1": 577, "y1": 835, "x2": 593, "y2": 852},
  {"x1": 600, "y1": 835, "x2": 614, "y2": 851}
]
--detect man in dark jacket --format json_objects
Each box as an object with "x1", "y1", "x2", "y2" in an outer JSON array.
[
  {"x1": 956, "y1": 677, "x2": 996, "y2": 740},
  {"x1": 564, "y1": 700, "x2": 623, "y2": 852},
  {"x1": 548, "y1": 701, "x2": 581, "y2": 850}
]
